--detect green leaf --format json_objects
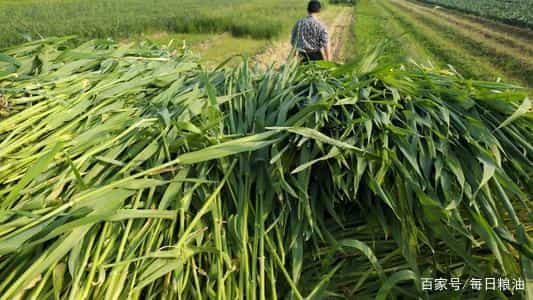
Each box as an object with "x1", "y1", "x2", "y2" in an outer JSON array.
[
  {"x1": 117, "y1": 179, "x2": 167, "y2": 190},
  {"x1": 267, "y1": 126, "x2": 367, "y2": 153},
  {"x1": 53, "y1": 263, "x2": 66, "y2": 300},
  {"x1": 0, "y1": 53, "x2": 20, "y2": 66},
  {"x1": 375, "y1": 270, "x2": 418, "y2": 300},
  {"x1": 339, "y1": 239, "x2": 385, "y2": 279},
  {"x1": 496, "y1": 97, "x2": 530, "y2": 129},
  {"x1": 177, "y1": 131, "x2": 280, "y2": 164},
  {"x1": 106, "y1": 209, "x2": 177, "y2": 221},
  {"x1": 3, "y1": 142, "x2": 63, "y2": 209}
]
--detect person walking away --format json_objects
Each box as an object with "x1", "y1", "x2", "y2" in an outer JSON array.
[{"x1": 290, "y1": 1, "x2": 331, "y2": 63}]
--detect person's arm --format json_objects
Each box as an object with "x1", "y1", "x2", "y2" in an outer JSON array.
[
  {"x1": 319, "y1": 26, "x2": 330, "y2": 60},
  {"x1": 324, "y1": 42, "x2": 331, "y2": 61},
  {"x1": 290, "y1": 23, "x2": 299, "y2": 57}
]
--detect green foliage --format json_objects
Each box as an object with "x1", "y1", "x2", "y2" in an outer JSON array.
[
  {"x1": 352, "y1": 0, "x2": 533, "y2": 88},
  {"x1": 349, "y1": 0, "x2": 407, "y2": 64},
  {"x1": 329, "y1": 0, "x2": 356, "y2": 5},
  {"x1": 0, "y1": 0, "x2": 303, "y2": 48},
  {"x1": 0, "y1": 38, "x2": 532, "y2": 299},
  {"x1": 421, "y1": 0, "x2": 533, "y2": 29}
]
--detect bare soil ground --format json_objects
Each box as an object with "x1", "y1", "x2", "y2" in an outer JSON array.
[
  {"x1": 254, "y1": 7, "x2": 354, "y2": 67},
  {"x1": 330, "y1": 8, "x2": 353, "y2": 61}
]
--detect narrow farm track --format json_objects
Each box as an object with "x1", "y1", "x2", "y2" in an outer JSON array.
[
  {"x1": 329, "y1": 7, "x2": 353, "y2": 61},
  {"x1": 384, "y1": 0, "x2": 533, "y2": 86},
  {"x1": 255, "y1": 7, "x2": 353, "y2": 67}
]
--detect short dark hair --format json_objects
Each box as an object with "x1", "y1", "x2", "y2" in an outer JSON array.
[{"x1": 307, "y1": 1, "x2": 321, "y2": 13}]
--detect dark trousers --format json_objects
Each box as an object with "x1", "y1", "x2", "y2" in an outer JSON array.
[{"x1": 298, "y1": 51, "x2": 324, "y2": 63}]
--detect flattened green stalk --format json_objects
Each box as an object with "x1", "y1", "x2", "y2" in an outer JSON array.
[{"x1": 0, "y1": 38, "x2": 531, "y2": 300}]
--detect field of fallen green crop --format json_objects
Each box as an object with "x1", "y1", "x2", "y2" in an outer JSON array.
[
  {"x1": 0, "y1": 35, "x2": 532, "y2": 299},
  {"x1": 1, "y1": 0, "x2": 532, "y2": 299}
]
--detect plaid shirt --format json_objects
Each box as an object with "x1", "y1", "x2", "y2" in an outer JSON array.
[{"x1": 290, "y1": 15, "x2": 328, "y2": 53}]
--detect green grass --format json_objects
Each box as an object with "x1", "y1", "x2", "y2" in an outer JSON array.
[
  {"x1": 0, "y1": 0, "x2": 303, "y2": 48},
  {"x1": 382, "y1": 0, "x2": 533, "y2": 87},
  {"x1": 124, "y1": 32, "x2": 268, "y2": 64},
  {"x1": 198, "y1": 34, "x2": 268, "y2": 62},
  {"x1": 124, "y1": 4, "x2": 346, "y2": 65},
  {"x1": 420, "y1": 0, "x2": 533, "y2": 29},
  {"x1": 349, "y1": 0, "x2": 533, "y2": 88},
  {"x1": 350, "y1": 0, "x2": 402, "y2": 62},
  {"x1": 349, "y1": 0, "x2": 438, "y2": 68},
  {"x1": 379, "y1": 0, "x2": 499, "y2": 77}
]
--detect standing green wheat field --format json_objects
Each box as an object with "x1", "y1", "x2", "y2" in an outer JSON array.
[{"x1": 0, "y1": 0, "x2": 303, "y2": 48}]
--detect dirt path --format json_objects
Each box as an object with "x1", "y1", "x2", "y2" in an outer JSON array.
[
  {"x1": 329, "y1": 8, "x2": 353, "y2": 61},
  {"x1": 254, "y1": 7, "x2": 353, "y2": 67}
]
